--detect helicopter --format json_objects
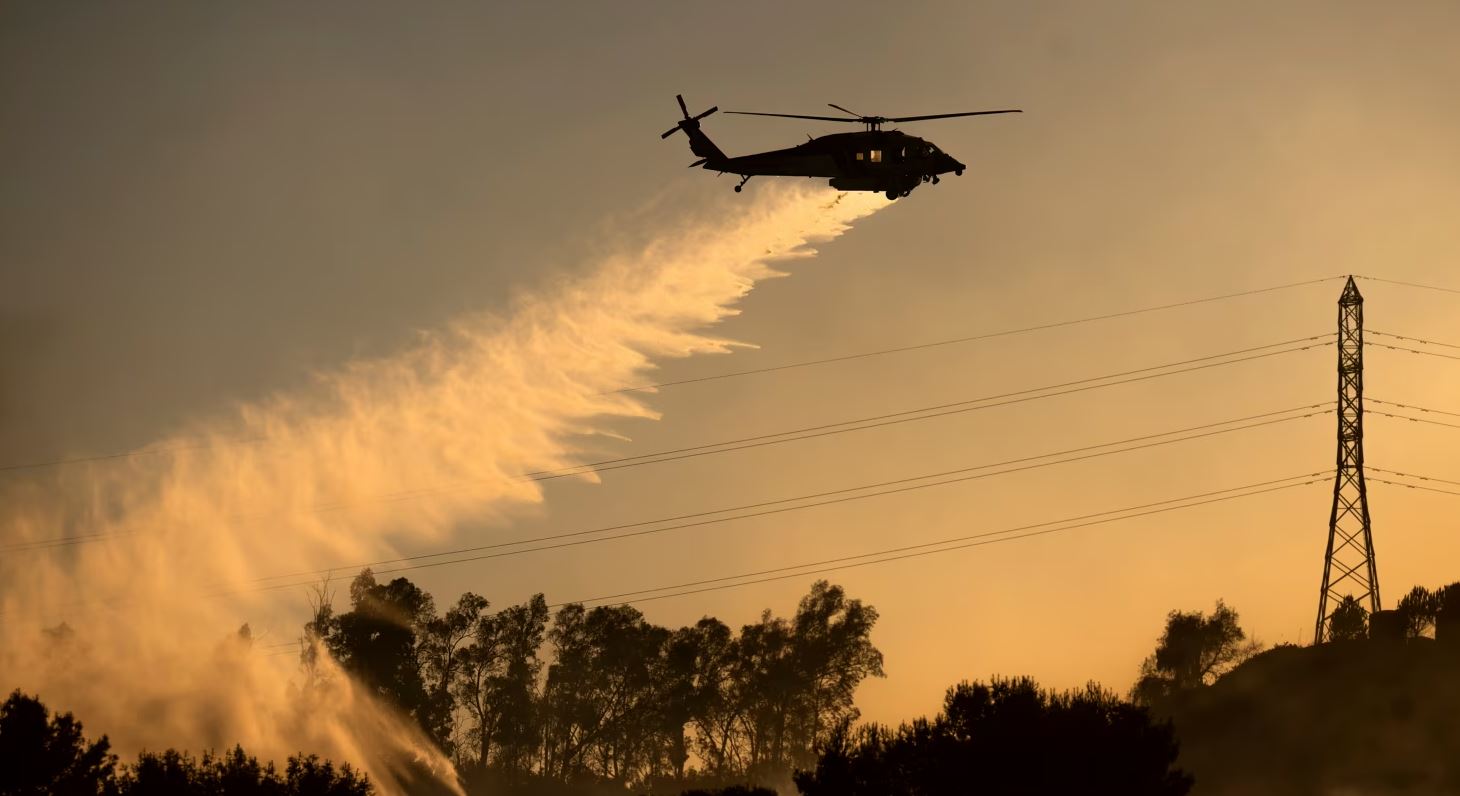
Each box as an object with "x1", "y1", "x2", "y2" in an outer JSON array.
[{"x1": 661, "y1": 95, "x2": 1020, "y2": 200}]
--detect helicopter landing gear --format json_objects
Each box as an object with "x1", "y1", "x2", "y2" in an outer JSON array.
[
  {"x1": 733, "y1": 175, "x2": 751, "y2": 193},
  {"x1": 885, "y1": 189, "x2": 899, "y2": 201},
  {"x1": 932, "y1": 175, "x2": 940, "y2": 185},
  {"x1": 955, "y1": 168, "x2": 964, "y2": 176}
]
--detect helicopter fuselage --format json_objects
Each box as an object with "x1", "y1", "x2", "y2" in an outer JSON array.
[
  {"x1": 711, "y1": 131, "x2": 965, "y2": 198},
  {"x1": 662, "y1": 95, "x2": 1015, "y2": 199}
]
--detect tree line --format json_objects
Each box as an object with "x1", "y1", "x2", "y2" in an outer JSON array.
[
  {"x1": 299, "y1": 572, "x2": 884, "y2": 793},
  {"x1": 1132, "y1": 580, "x2": 1460, "y2": 706},
  {"x1": 7, "y1": 567, "x2": 1234, "y2": 795},
  {"x1": 28, "y1": 569, "x2": 1447, "y2": 794},
  {"x1": 0, "y1": 689, "x2": 370, "y2": 796}
]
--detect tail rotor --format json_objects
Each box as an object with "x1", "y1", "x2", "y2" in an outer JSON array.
[{"x1": 661, "y1": 94, "x2": 718, "y2": 139}]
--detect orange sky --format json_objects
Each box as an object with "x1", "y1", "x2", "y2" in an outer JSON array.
[{"x1": 3, "y1": 0, "x2": 1459, "y2": 743}]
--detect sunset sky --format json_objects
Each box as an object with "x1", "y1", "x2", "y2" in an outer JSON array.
[{"x1": 4, "y1": 0, "x2": 1460, "y2": 747}]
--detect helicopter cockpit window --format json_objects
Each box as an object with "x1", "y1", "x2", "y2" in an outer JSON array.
[
  {"x1": 854, "y1": 152, "x2": 864, "y2": 161},
  {"x1": 869, "y1": 150, "x2": 882, "y2": 163}
]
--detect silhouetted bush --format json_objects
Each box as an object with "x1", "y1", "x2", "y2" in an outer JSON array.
[
  {"x1": 793, "y1": 677, "x2": 1192, "y2": 796},
  {"x1": 0, "y1": 689, "x2": 116, "y2": 796},
  {"x1": 681, "y1": 787, "x2": 775, "y2": 796},
  {"x1": 1132, "y1": 600, "x2": 1260, "y2": 706},
  {"x1": 0, "y1": 691, "x2": 371, "y2": 795}
]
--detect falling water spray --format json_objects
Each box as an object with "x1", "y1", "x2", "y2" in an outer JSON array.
[{"x1": 0, "y1": 187, "x2": 886, "y2": 792}]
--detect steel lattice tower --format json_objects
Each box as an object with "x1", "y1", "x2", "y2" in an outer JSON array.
[{"x1": 1314, "y1": 275, "x2": 1380, "y2": 643}]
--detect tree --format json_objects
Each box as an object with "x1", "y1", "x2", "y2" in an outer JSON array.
[
  {"x1": 682, "y1": 618, "x2": 741, "y2": 778},
  {"x1": 724, "y1": 581, "x2": 884, "y2": 778},
  {"x1": 0, "y1": 692, "x2": 373, "y2": 795},
  {"x1": 793, "y1": 677, "x2": 1192, "y2": 796},
  {"x1": 1440, "y1": 582, "x2": 1460, "y2": 616},
  {"x1": 419, "y1": 591, "x2": 489, "y2": 755},
  {"x1": 1133, "y1": 600, "x2": 1259, "y2": 705},
  {"x1": 280, "y1": 754, "x2": 373, "y2": 796},
  {"x1": 646, "y1": 624, "x2": 702, "y2": 783},
  {"x1": 789, "y1": 581, "x2": 884, "y2": 761},
  {"x1": 1328, "y1": 595, "x2": 1368, "y2": 641},
  {"x1": 0, "y1": 690, "x2": 116, "y2": 796},
  {"x1": 1396, "y1": 586, "x2": 1439, "y2": 638},
  {"x1": 117, "y1": 746, "x2": 372, "y2": 795},
  {"x1": 454, "y1": 594, "x2": 549, "y2": 774},
  {"x1": 293, "y1": 574, "x2": 881, "y2": 787},
  {"x1": 319, "y1": 570, "x2": 437, "y2": 735},
  {"x1": 541, "y1": 603, "x2": 669, "y2": 784}
]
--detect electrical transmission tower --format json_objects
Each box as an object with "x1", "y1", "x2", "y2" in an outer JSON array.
[{"x1": 1314, "y1": 275, "x2": 1380, "y2": 643}]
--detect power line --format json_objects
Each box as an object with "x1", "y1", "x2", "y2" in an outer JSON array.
[
  {"x1": 247, "y1": 405, "x2": 1330, "y2": 592},
  {"x1": 1, "y1": 277, "x2": 1344, "y2": 475},
  {"x1": 559, "y1": 474, "x2": 1328, "y2": 608},
  {"x1": 258, "y1": 403, "x2": 1328, "y2": 582},
  {"x1": 1367, "y1": 342, "x2": 1460, "y2": 362},
  {"x1": 16, "y1": 409, "x2": 1329, "y2": 622},
  {"x1": 7, "y1": 336, "x2": 1331, "y2": 554},
  {"x1": 1369, "y1": 330, "x2": 1460, "y2": 351},
  {"x1": 1367, "y1": 467, "x2": 1460, "y2": 488},
  {"x1": 1367, "y1": 411, "x2": 1460, "y2": 431},
  {"x1": 1368, "y1": 399, "x2": 1460, "y2": 419},
  {"x1": 611, "y1": 276, "x2": 1345, "y2": 393},
  {"x1": 2, "y1": 528, "x2": 140, "y2": 554},
  {"x1": 1354, "y1": 274, "x2": 1460, "y2": 296},
  {"x1": 257, "y1": 473, "x2": 1324, "y2": 654},
  {"x1": 0, "y1": 438, "x2": 267, "y2": 476},
  {"x1": 344, "y1": 336, "x2": 1334, "y2": 503},
  {"x1": 1368, "y1": 477, "x2": 1460, "y2": 498}
]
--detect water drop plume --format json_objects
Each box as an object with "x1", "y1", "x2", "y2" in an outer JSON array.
[{"x1": 0, "y1": 186, "x2": 886, "y2": 792}]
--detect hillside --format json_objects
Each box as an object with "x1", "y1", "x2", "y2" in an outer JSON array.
[{"x1": 1161, "y1": 639, "x2": 1460, "y2": 795}]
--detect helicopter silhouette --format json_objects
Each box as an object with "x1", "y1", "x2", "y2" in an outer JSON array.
[{"x1": 662, "y1": 95, "x2": 1020, "y2": 200}]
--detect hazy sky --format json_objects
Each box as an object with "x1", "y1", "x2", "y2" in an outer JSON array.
[{"x1": 4, "y1": 0, "x2": 1460, "y2": 731}]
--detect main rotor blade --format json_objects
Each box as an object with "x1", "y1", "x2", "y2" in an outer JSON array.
[
  {"x1": 676, "y1": 94, "x2": 689, "y2": 117},
  {"x1": 885, "y1": 109, "x2": 1023, "y2": 122},
  {"x1": 725, "y1": 111, "x2": 861, "y2": 123},
  {"x1": 827, "y1": 103, "x2": 863, "y2": 118}
]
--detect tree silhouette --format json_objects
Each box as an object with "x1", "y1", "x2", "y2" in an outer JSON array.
[
  {"x1": 793, "y1": 677, "x2": 1192, "y2": 796},
  {"x1": 318, "y1": 570, "x2": 436, "y2": 737},
  {"x1": 1133, "y1": 600, "x2": 1258, "y2": 705},
  {"x1": 1395, "y1": 586, "x2": 1439, "y2": 638},
  {"x1": 789, "y1": 581, "x2": 884, "y2": 763},
  {"x1": 1328, "y1": 596, "x2": 1368, "y2": 641},
  {"x1": 118, "y1": 747, "x2": 372, "y2": 795},
  {"x1": 454, "y1": 594, "x2": 549, "y2": 776},
  {"x1": 291, "y1": 574, "x2": 882, "y2": 790},
  {"x1": 681, "y1": 618, "x2": 739, "y2": 779},
  {"x1": 419, "y1": 591, "x2": 489, "y2": 755},
  {"x1": 0, "y1": 690, "x2": 116, "y2": 796},
  {"x1": 1436, "y1": 581, "x2": 1460, "y2": 639},
  {"x1": 727, "y1": 581, "x2": 884, "y2": 778},
  {"x1": 0, "y1": 692, "x2": 372, "y2": 795},
  {"x1": 541, "y1": 603, "x2": 669, "y2": 782}
]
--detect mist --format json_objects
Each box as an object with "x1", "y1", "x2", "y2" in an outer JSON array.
[{"x1": 0, "y1": 187, "x2": 886, "y2": 792}]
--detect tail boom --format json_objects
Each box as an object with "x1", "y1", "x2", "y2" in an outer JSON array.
[{"x1": 662, "y1": 94, "x2": 727, "y2": 168}]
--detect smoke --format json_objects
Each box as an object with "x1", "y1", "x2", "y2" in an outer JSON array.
[{"x1": 0, "y1": 186, "x2": 886, "y2": 792}]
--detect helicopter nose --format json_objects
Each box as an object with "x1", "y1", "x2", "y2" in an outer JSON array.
[{"x1": 939, "y1": 154, "x2": 965, "y2": 174}]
